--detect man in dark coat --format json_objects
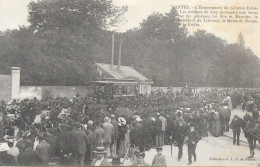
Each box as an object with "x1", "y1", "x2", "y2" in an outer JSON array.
[
  {"x1": 142, "y1": 116, "x2": 153, "y2": 150},
  {"x1": 71, "y1": 122, "x2": 88, "y2": 166},
  {"x1": 17, "y1": 139, "x2": 41, "y2": 166},
  {"x1": 45, "y1": 128, "x2": 59, "y2": 158},
  {"x1": 130, "y1": 122, "x2": 142, "y2": 163},
  {"x1": 15, "y1": 131, "x2": 26, "y2": 153},
  {"x1": 230, "y1": 115, "x2": 242, "y2": 145},
  {"x1": 36, "y1": 133, "x2": 51, "y2": 165},
  {"x1": 130, "y1": 122, "x2": 142, "y2": 148},
  {"x1": 175, "y1": 117, "x2": 188, "y2": 161},
  {"x1": 85, "y1": 129, "x2": 96, "y2": 165},
  {"x1": 153, "y1": 114, "x2": 162, "y2": 147},
  {"x1": 110, "y1": 115, "x2": 119, "y2": 158},
  {"x1": 187, "y1": 123, "x2": 201, "y2": 165},
  {"x1": 58, "y1": 124, "x2": 72, "y2": 157}
]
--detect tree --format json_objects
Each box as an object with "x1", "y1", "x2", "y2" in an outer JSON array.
[{"x1": 28, "y1": 0, "x2": 127, "y2": 32}]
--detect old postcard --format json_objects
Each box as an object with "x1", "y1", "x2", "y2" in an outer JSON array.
[{"x1": 0, "y1": 0, "x2": 259, "y2": 166}]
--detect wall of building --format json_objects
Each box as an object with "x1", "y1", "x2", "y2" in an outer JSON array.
[
  {"x1": 0, "y1": 75, "x2": 11, "y2": 101},
  {"x1": 20, "y1": 86, "x2": 94, "y2": 100},
  {"x1": 139, "y1": 84, "x2": 152, "y2": 95}
]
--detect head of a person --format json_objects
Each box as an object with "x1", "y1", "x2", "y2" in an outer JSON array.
[
  {"x1": 111, "y1": 115, "x2": 116, "y2": 120},
  {"x1": 156, "y1": 147, "x2": 163, "y2": 155},
  {"x1": 7, "y1": 142, "x2": 13, "y2": 148},
  {"x1": 104, "y1": 117, "x2": 110, "y2": 123},
  {"x1": 38, "y1": 133, "x2": 46, "y2": 142},
  {"x1": 88, "y1": 120, "x2": 94, "y2": 126},
  {"x1": 74, "y1": 122, "x2": 81, "y2": 129},
  {"x1": 24, "y1": 139, "x2": 33, "y2": 150},
  {"x1": 135, "y1": 151, "x2": 145, "y2": 164},
  {"x1": 96, "y1": 153, "x2": 104, "y2": 160},
  {"x1": 16, "y1": 131, "x2": 23, "y2": 139},
  {"x1": 94, "y1": 147, "x2": 106, "y2": 160}
]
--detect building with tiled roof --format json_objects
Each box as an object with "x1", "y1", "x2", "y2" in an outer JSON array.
[{"x1": 94, "y1": 62, "x2": 153, "y2": 96}]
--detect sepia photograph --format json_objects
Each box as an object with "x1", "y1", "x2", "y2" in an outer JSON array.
[{"x1": 0, "y1": 0, "x2": 259, "y2": 166}]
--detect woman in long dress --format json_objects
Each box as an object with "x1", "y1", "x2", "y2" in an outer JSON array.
[
  {"x1": 200, "y1": 113, "x2": 208, "y2": 137},
  {"x1": 213, "y1": 112, "x2": 222, "y2": 137},
  {"x1": 117, "y1": 124, "x2": 128, "y2": 157}
]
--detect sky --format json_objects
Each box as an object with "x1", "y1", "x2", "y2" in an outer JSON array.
[{"x1": 0, "y1": 0, "x2": 259, "y2": 57}]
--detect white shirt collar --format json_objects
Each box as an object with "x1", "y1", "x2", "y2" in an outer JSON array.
[{"x1": 95, "y1": 158, "x2": 104, "y2": 166}]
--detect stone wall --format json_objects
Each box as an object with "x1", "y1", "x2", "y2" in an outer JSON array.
[
  {"x1": 0, "y1": 75, "x2": 11, "y2": 101},
  {"x1": 20, "y1": 86, "x2": 94, "y2": 100}
]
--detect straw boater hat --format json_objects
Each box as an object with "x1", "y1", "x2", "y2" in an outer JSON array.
[{"x1": 93, "y1": 147, "x2": 107, "y2": 154}]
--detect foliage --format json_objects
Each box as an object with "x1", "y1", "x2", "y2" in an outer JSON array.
[{"x1": 0, "y1": 2, "x2": 259, "y2": 88}]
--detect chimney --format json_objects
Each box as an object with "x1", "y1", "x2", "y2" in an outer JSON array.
[
  {"x1": 118, "y1": 35, "x2": 122, "y2": 69},
  {"x1": 111, "y1": 32, "x2": 114, "y2": 68},
  {"x1": 11, "y1": 67, "x2": 21, "y2": 100},
  {"x1": 131, "y1": 64, "x2": 134, "y2": 69}
]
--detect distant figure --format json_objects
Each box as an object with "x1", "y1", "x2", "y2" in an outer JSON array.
[
  {"x1": 71, "y1": 122, "x2": 88, "y2": 166},
  {"x1": 103, "y1": 117, "x2": 114, "y2": 158},
  {"x1": 187, "y1": 123, "x2": 201, "y2": 165},
  {"x1": 35, "y1": 133, "x2": 50, "y2": 165},
  {"x1": 175, "y1": 115, "x2": 188, "y2": 161},
  {"x1": 17, "y1": 139, "x2": 40, "y2": 166},
  {"x1": 133, "y1": 150, "x2": 149, "y2": 166},
  {"x1": 152, "y1": 147, "x2": 166, "y2": 167},
  {"x1": 213, "y1": 112, "x2": 222, "y2": 137},
  {"x1": 230, "y1": 115, "x2": 241, "y2": 146}
]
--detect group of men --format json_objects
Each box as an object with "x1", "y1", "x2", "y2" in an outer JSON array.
[{"x1": 2, "y1": 88, "x2": 258, "y2": 166}]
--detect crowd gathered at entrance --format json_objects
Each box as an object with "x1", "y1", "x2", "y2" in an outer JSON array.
[{"x1": 0, "y1": 87, "x2": 259, "y2": 166}]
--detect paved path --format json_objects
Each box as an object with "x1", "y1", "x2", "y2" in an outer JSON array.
[{"x1": 120, "y1": 107, "x2": 260, "y2": 166}]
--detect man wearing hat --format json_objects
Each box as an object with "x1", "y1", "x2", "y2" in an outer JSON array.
[
  {"x1": 187, "y1": 122, "x2": 201, "y2": 165},
  {"x1": 175, "y1": 116, "x2": 188, "y2": 161},
  {"x1": 103, "y1": 117, "x2": 114, "y2": 158},
  {"x1": 230, "y1": 115, "x2": 242, "y2": 146},
  {"x1": 153, "y1": 114, "x2": 162, "y2": 147},
  {"x1": 110, "y1": 114, "x2": 119, "y2": 158},
  {"x1": 71, "y1": 122, "x2": 88, "y2": 166},
  {"x1": 133, "y1": 150, "x2": 149, "y2": 166},
  {"x1": 151, "y1": 147, "x2": 167, "y2": 166},
  {"x1": 45, "y1": 128, "x2": 59, "y2": 158},
  {"x1": 91, "y1": 147, "x2": 110, "y2": 166},
  {"x1": 17, "y1": 139, "x2": 41, "y2": 165},
  {"x1": 36, "y1": 133, "x2": 51, "y2": 165},
  {"x1": 94, "y1": 121, "x2": 104, "y2": 147}
]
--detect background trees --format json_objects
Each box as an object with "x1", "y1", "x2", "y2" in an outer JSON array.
[{"x1": 0, "y1": 0, "x2": 259, "y2": 87}]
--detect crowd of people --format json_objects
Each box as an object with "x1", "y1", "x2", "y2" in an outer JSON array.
[{"x1": 0, "y1": 87, "x2": 259, "y2": 166}]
